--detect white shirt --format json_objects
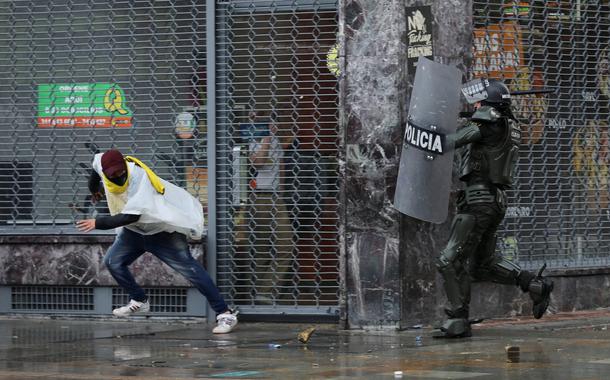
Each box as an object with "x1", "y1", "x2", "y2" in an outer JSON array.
[{"x1": 250, "y1": 135, "x2": 283, "y2": 191}]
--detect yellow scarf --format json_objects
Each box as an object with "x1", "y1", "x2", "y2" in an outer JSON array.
[
  {"x1": 102, "y1": 165, "x2": 130, "y2": 195},
  {"x1": 125, "y1": 156, "x2": 165, "y2": 195},
  {"x1": 101, "y1": 156, "x2": 165, "y2": 195},
  {"x1": 101, "y1": 156, "x2": 165, "y2": 215},
  {"x1": 101, "y1": 164, "x2": 129, "y2": 215}
]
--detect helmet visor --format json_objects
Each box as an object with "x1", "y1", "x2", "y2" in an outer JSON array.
[{"x1": 461, "y1": 78, "x2": 490, "y2": 104}]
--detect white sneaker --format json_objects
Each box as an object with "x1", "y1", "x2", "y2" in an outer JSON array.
[
  {"x1": 213, "y1": 310, "x2": 238, "y2": 334},
  {"x1": 113, "y1": 299, "x2": 150, "y2": 317}
]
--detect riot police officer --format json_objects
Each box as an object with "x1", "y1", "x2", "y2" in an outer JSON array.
[{"x1": 436, "y1": 78, "x2": 554, "y2": 338}]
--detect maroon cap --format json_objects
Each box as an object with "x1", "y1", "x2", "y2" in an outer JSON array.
[{"x1": 101, "y1": 149, "x2": 126, "y2": 178}]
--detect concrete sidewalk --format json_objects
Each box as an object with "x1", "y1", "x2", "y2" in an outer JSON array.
[{"x1": 0, "y1": 310, "x2": 610, "y2": 379}]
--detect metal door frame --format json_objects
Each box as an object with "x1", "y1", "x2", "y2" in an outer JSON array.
[{"x1": 206, "y1": 0, "x2": 341, "y2": 319}]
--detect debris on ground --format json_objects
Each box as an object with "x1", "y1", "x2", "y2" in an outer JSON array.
[
  {"x1": 298, "y1": 326, "x2": 316, "y2": 343},
  {"x1": 505, "y1": 345, "x2": 520, "y2": 363}
]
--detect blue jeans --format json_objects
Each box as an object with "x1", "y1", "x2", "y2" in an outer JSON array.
[{"x1": 103, "y1": 228, "x2": 228, "y2": 314}]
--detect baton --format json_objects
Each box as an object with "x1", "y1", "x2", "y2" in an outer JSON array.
[{"x1": 510, "y1": 89, "x2": 555, "y2": 96}]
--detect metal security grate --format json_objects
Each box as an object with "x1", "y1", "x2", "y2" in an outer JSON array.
[
  {"x1": 472, "y1": 1, "x2": 610, "y2": 269},
  {"x1": 213, "y1": 0, "x2": 340, "y2": 311},
  {"x1": 1, "y1": 0, "x2": 342, "y2": 316},
  {"x1": 0, "y1": 1, "x2": 209, "y2": 233},
  {"x1": 11, "y1": 286, "x2": 94, "y2": 311},
  {"x1": 112, "y1": 287, "x2": 188, "y2": 313}
]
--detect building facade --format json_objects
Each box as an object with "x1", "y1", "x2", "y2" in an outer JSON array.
[{"x1": 0, "y1": 0, "x2": 609, "y2": 328}]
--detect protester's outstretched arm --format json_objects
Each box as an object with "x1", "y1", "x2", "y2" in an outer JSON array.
[{"x1": 76, "y1": 213, "x2": 140, "y2": 232}]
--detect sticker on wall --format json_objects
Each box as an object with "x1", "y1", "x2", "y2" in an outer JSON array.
[
  {"x1": 175, "y1": 111, "x2": 196, "y2": 139},
  {"x1": 38, "y1": 83, "x2": 133, "y2": 128},
  {"x1": 405, "y1": 5, "x2": 433, "y2": 72},
  {"x1": 326, "y1": 43, "x2": 340, "y2": 77}
]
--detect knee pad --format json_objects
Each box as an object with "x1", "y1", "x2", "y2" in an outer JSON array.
[{"x1": 437, "y1": 214, "x2": 476, "y2": 272}]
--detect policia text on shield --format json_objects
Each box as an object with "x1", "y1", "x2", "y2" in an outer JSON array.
[{"x1": 394, "y1": 57, "x2": 554, "y2": 338}]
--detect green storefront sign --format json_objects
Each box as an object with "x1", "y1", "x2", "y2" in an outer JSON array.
[{"x1": 37, "y1": 83, "x2": 132, "y2": 128}]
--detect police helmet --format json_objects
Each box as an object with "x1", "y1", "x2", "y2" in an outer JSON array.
[{"x1": 482, "y1": 79, "x2": 511, "y2": 106}]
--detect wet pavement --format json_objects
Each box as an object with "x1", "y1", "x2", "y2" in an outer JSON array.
[{"x1": 0, "y1": 311, "x2": 610, "y2": 379}]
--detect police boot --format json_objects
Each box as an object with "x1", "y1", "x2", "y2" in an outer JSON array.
[
  {"x1": 519, "y1": 264, "x2": 554, "y2": 319},
  {"x1": 434, "y1": 308, "x2": 472, "y2": 339},
  {"x1": 530, "y1": 264, "x2": 554, "y2": 319}
]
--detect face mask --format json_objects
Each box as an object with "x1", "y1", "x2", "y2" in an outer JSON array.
[{"x1": 109, "y1": 172, "x2": 128, "y2": 186}]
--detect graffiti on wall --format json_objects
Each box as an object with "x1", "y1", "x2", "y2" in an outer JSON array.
[
  {"x1": 511, "y1": 67, "x2": 548, "y2": 144},
  {"x1": 573, "y1": 120, "x2": 610, "y2": 210},
  {"x1": 473, "y1": 21, "x2": 524, "y2": 79}
]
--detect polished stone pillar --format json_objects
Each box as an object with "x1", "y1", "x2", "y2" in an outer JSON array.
[{"x1": 341, "y1": 0, "x2": 472, "y2": 328}]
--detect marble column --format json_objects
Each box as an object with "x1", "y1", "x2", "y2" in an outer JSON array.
[
  {"x1": 341, "y1": 0, "x2": 473, "y2": 328},
  {"x1": 398, "y1": 0, "x2": 473, "y2": 328},
  {"x1": 342, "y1": 0, "x2": 405, "y2": 329}
]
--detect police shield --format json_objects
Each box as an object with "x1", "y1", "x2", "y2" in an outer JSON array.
[{"x1": 393, "y1": 57, "x2": 461, "y2": 223}]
